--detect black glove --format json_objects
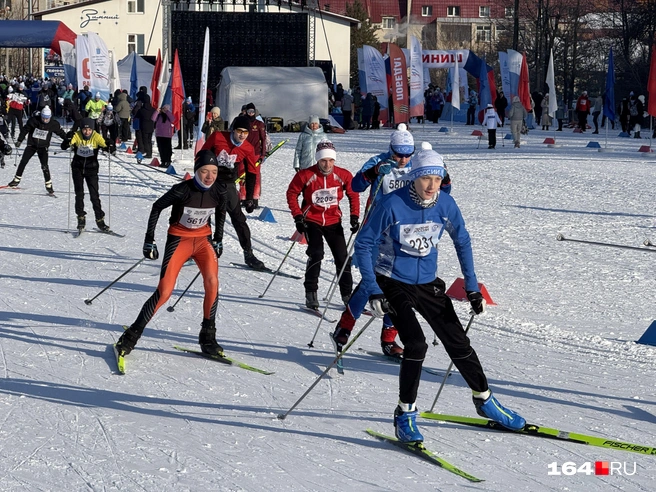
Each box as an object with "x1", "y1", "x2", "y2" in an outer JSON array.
[
  {"x1": 212, "y1": 240, "x2": 223, "y2": 258},
  {"x1": 2, "y1": 145, "x2": 12, "y2": 156},
  {"x1": 364, "y1": 159, "x2": 394, "y2": 181},
  {"x1": 60, "y1": 139, "x2": 70, "y2": 151},
  {"x1": 369, "y1": 293, "x2": 391, "y2": 317},
  {"x1": 143, "y1": 242, "x2": 159, "y2": 260},
  {"x1": 108, "y1": 143, "x2": 117, "y2": 155},
  {"x1": 466, "y1": 291, "x2": 486, "y2": 315},
  {"x1": 350, "y1": 215, "x2": 360, "y2": 233},
  {"x1": 244, "y1": 199, "x2": 255, "y2": 214},
  {"x1": 15, "y1": 140, "x2": 22, "y2": 149},
  {"x1": 66, "y1": 130, "x2": 74, "y2": 139},
  {"x1": 294, "y1": 214, "x2": 307, "y2": 235}
]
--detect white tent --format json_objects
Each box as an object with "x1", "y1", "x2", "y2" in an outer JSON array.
[
  {"x1": 117, "y1": 52, "x2": 155, "y2": 94},
  {"x1": 217, "y1": 67, "x2": 329, "y2": 126}
]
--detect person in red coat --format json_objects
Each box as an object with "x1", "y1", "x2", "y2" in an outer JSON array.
[
  {"x1": 575, "y1": 91, "x2": 591, "y2": 132},
  {"x1": 286, "y1": 140, "x2": 360, "y2": 310},
  {"x1": 237, "y1": 102, "x2": 268, "y2": 208}
]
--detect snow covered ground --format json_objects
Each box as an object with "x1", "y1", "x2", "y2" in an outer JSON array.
[{"x1": 0, "y1": 121, "x2": 655, "y2": 491}]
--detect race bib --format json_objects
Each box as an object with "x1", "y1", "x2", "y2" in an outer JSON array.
[
  {"x1": 76, "y1": 144, "x2": 94, "y2": 158},
  {"x1": 179, "y1": 207, "x2": 213, "y2": 229},
  {"x1": 312, "y1": 187, "x2": 338, "y2": 208},
  {"x1": 399, "y1": 222, "x2": 443, "y2": 257},
  {"x1": 32, "y1": 129, "x2": 49, "y2": 140},
  {"x1": 382, "y1": 167, "x2": 412, "y2": 194}
]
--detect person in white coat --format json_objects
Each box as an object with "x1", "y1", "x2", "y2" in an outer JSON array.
[
  {"x1": 484, "y1": 104, "x2": 502, "y2": 149},
  {"x1": 293, "y1": 115, "x2": 325, "y2": 172}
]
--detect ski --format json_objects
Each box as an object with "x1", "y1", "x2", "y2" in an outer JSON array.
[
  {"x1": 0, "y1": 185, "x2": 21, "y2": 190},
  {"x1": 236, "y1": 139, "x2": 289, "y2": 182},
  {"x1": 419, "y1": 413, "x2": 656, "y2": 456},
  {"x1": 365, "y1": 429, "x2": 483, "y2": 482},
  {"x1": 94, "y1": 228, "x2": 126, "y2": 238},
  {"x1": 72, "y1": 229, "x2": 84, "y2": 238},
  {"x1": 113, "y1": 344, "x2": 126, "y2": 375},
  {"x1": 172, "y1": 346, "x2": 275, "y2": 375},
  {"x1": 644, "y1": 239, "x2": 655, "y2": 248},
  {"x1": 299, "y1": 306, "x2": 337, "y2": 323},
  {"x1": 329, "y1": 332, "x2": 344, "y2": 375},
  {"x1": 229, "y1": 262, "x2": 302, "y2": 280},
  {"x1": 556, "y1": 233, "x2": 656, "y2": 253},
  {"x1": 356, "y1": 348, "x2": 450, "y2": 378}
]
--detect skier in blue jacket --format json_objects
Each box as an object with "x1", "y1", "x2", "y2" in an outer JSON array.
[
  {"x1": 333, "y1": 126, "x2": 451, "y2": 357},
  {"x1": 349, "y1": 145, "x2": 525, "y2": 443}
]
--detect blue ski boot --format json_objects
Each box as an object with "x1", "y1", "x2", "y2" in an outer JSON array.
[
  {"x1": 394, "y1": 403, "x2": 424, "y2": 443},
  {"x1": 473, "y1": 392, "x2": 526, "y2": 431}
]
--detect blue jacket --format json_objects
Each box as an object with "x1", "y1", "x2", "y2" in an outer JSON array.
[{"x1": 354, "y1": 185, "x2": 478, "y2": 295}]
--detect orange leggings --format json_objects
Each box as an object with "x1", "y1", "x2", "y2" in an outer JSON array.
[{"x1": 132, "y1": 235, "x2": 219, "y2": 329}]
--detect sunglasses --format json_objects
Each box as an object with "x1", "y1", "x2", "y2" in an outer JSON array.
[
  {"x1": 394, "y1": 151, "x2": 414, "y2": 159},
  {"x1": 246, "y1": 110, "x2": 255, "y2": 115},
  {"x1": 234, "y1": 129, "x2": 249, "y2": 135}
]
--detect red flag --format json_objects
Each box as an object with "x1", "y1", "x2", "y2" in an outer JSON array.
[
  {"x1": 648, "y1": 45, "x2": 656, "y2": 117},
  {"x1": 388, "y1": 43, "x2": 409, "y2": 124},
  {"x1": 150, "y1": 49, "x2": 162, "y2": 108},
  {"x1": 170, "y1": 49, "x2": 185, "y2": 131},
  {"x1": 518, "y1": 52, "x2": 531, "y2": 111}
]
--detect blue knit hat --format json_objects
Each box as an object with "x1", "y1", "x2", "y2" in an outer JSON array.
[
  {"x1": 407, "y1": 145, "x2": 447, "y2": 180},
  {"x1": 389, "y1": 123, "x2": 414, "y2": 155}
]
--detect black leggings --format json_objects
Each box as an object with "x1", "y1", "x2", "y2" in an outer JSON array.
[
  {"x1": 16, "y1": 146, "x2": 50, "y2": 182},
  {"x1": 376, "y1": 275, "x2": 488, "y2": 404},
  {"x1": 304, "y1": 221, "x2": 352, "y2": 297}
]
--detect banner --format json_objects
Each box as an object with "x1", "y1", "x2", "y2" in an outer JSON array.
[
  {"x1": 389, "y1": 43, "x2": 409, "y2": 124},
  {"x1": 498, "y1": 51, "x2": 510, "y2": 97},
  {"x1": 170, "y1": 49, "x2": 186, "y2": 131},
  {"x1": 451, "y1": 53, "x2": 460, "y2": 110},
  {"x1": 518, "y1": 52, "x2": 531, "y2": 111},
  {"x1": 409, "y1": 36, "x2": 423, "y2": 118},
  {"x1": 59, "y1": 40, "x2": 76, "y2": 87},
  {"x1": 86, "y1": 32, "x2": 110, "y2": 101},
  {"x1": 422, "y1": 50, "x2": 469, "y2": 69},
  {"x1": 362, "y1": 45, "x2": 389, "y2": 124},
  {"x1": 604, "y1": 47, "x2": 616, "y2": 121},
  {"x1": 156, "y1": 51, "x2": 169, "y2": 108},
  {"x1": 546, "y1": 49, "x2": 558, "y2": 118},
  {"x1": 150, "y1": 49, "x2": 162, "y2": 109},
  {"x1": 108, "y1": 50, "x2": 121, "y2": 94},
  {"x1": 75, "y1": 34, "x2": 89, "y2": 90},
  {"x1": 648, "y1": 45, "x2": 656, "y2": 117},
  {"x1": 196, "y1": 27, "x2": 210, "y2": 144},
  {"x1": 507, "y1": 49, "x2": 523, "y2": 99},
  {"x1": 357, "y1": 47, "x2": 367, "y2": 94}
]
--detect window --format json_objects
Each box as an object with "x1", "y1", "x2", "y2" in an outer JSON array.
[
  {"x1": 382, "y1": 17, "x2": 396, "y2": 29},
  {"x1": 127, "y1": 34, "x2": 145, "y2": 55},
  {"x1": 479, "y1": 6, "x2": 490, "y2": 17},
  {"x1": 447, "y1": 6, "x2": 460, "y2": 17},
  {"x1": 476, "y1": 25, "x2": 491, "y2": 42},
  {"x1": 127, "y1": 0, "x2": 145, "y2": 14},
  {"x1": 505, "y1": 7, "x2": 514, "y2": 18},
  {"x1": 421, "y1": 6, "x2": 433, "y2": 17}
]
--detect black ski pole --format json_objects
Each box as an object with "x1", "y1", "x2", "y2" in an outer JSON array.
[
  {"x1": 167, "y1": 271, "x2": 202, "y2": 312},
  {"x1": 278, "y1": 316, "x2": 377, "y2": 421},
  {"x1": 84, "y1": 258, "x2": 145, "y2": 305},
  {"x1": 556, "y1": 233, "x2": 656, "y2": 253},
  {"x1": 258, "y1": 241, "x2": 296, "y2": 299},
  {"x1": 428, "y1": 313, "x2": 475, "y2": 413}
]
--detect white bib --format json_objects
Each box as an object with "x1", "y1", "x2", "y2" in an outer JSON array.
[
  {"x1": 311, "y1": 187, "x2": 339, "y2": 208},
  {"x1": 179, "y1": 207, "x2": 213, "y2": 229},
  {"x1": 32, "y1": 128, "x2": 49, "y2": 140},
  {"x1": 399, "y1": 222, "x2": 443, "y2": 257},
  {"x1": 76, "y1": 144, "x2": 94, "y2": 158},
  {"x1": 382, "y1": 167, "x2": 412, "y2": 195}
]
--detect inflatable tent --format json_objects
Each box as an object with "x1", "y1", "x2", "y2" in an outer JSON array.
[{"x1": 217, "y1": 67, "x2": 329, "y2": 126}]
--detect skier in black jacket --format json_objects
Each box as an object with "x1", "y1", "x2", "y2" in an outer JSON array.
[{"x1": 7, "y1": 105, "x2": 67, "y2": 194}]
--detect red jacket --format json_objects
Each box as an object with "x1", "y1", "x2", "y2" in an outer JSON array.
[
  {"x1": 576, "y1": 95, "x2": 590, "y2": 113},
  {"x1": 201, "y1": 131, "x2": 257, "y2": 183},
  {"x1": 246, "y1": 117, "x2": 267, "y2": 160},
  {"x1": 287, "y1": 165, "x2": 360, "y2": 227}
]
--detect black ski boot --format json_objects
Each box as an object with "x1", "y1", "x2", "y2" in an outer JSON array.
[
  {"x1": 115, "y1": 325, "x2": 142, "y2": 356},
  {"x1": 96, "y1": 216, "x2": 110, "y2": 231},
  {"x1": 305, "y1": 291, "x2": 319, "y2": 310},
  {"x1": 199, "y1": 319, "x2": 223, "y2": 356},
  {"x1": 244, "y1": 249, "x2": 265, "y2": 270},
  {"x1": 45, "y1": 181, "x2": 55, "y2": 195},
  {"x1": 77, "y1": 215, "x2": 86, "y2": 231},
  {"x1": 7, "y1": 176, "x2": 21, "y2": 187}
]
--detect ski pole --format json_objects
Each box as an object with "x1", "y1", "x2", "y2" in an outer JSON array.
[
  {"x1": 167, "y1": 271, "x2": 201, "y2": 312},
  {"x1": 84, "y1": 258, "x2": 145, "y2": 305},
  {"x1": 556, "y1": 233, "x2": 656, "y2": 253},
  {"x1": 308, "y1": 177, "x2": 385, "y2": 348},
  {"x1": 322, "y1": 232, "x2": 355, "y2": 301},
  {"x1": 428, "y1": 313, "x2": 476, "y2": 413},
  {"x1": 67, "y1": 152, "x2": 72, "y2": 231},
  {"x1": 107, "y1": 152, "x2": 112, "y2": 226},
  {"x1": 278, "y1": 316, "x2": 377, "y2": 421},
  {"x1": 258, "y1": 240, "x2": 296, "y2": 299}
]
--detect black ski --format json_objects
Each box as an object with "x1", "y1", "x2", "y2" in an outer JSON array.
[
  {"x1": 94, "y1": 228, "x2": 126, "y2": 238},
  {"x1": 229, "y1": 262, "x2": 302, "y2": 280},
  {"x1": 299, "y1": 305, "x2": 337, "y2": 323}
]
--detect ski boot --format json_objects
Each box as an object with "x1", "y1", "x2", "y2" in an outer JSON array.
[
  {"x1": 244, "y1": 249, "x2": 265, "y2": 270},
  {"x1": 7, "y1": 176, "x2": 21, "y2": 188},
  {"x1": 381, "y1": 326, "x2": 403, "y2": 358},
  {"x1": 45, "y1": 181, "x2": 55, "y2": 195},
  {"x1": 305, "y1": 291, "x2": 319, "y2": 310},
  {"x1": 77, "y1": 215, "x2": 86, "y2": 231},
  {"x1": 394, "y1": 403, "x2": 424, "y2": 443},
  {"x1": 198, "y1": 319, "x2": 223, "y2": 356},
  {"x1": 96, "y1": 217, "x2": 110, "y2": 232},
  {"x1": 473, "y1": 391, "x2": 526, "y2": 431},
  {"x1": 115, "y1": 325, "x2": 142, "y2": 356}
]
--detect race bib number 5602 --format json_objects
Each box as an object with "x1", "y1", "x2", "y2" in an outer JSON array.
[{"x1": 399, "y1": 222, "x2": 443, "y2": 256}]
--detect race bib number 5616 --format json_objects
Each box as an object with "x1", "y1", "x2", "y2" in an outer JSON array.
[
  {"x1": 399, "y1": 222, "x2": 443, "y2": 256},
  {"x1": 179, "y1": 207, "x2": 213, "y2": 229}
]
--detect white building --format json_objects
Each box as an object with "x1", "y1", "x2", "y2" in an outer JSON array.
[{"x1": 36, "y1": 0, "x2": 357, "y2": 87}]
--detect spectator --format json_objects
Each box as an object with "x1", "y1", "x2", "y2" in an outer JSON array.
[
  {"x1": 575, "y1": 91, "x2": 591, "y2": 132},
  {"x1": 508, "y1": 96, "x2": 527, "y2": 148},
  {"x1": 293, "y1": 114, "x2": 324, "y2": 172},
  {"x1": 591, "y1": 93, "x2": 603, "y2": 134},
  {"x1": 152, "y1": 104, "x2": 175, "y2": 168},
  {"x1": 202, "y1": 107, "x2": 225, "y2": 138},
  {"x1": 541, "y1": 94, "x2": 553, "y2": 131},
  {"x1": 495, "y1": 91, "x2": 508, "y2": 127},
  {"x1": 466, "y1": 91, "x2": 478, "y2": 125}
]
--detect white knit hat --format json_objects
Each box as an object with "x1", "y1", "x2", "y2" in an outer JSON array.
[
  {"x1": 41, "y1": 106, "x2": 52, "y2": 118},
  {"x1": 407, "y1": 146, "x2": 447, "y2": 181},
  {"x1": 315, "y1": 140, "x2": 337, "y2": 162},
  {"x1": 308, "y1": 114, "x2": 320, "y2": 125},
  {"x1": 390, "y1": 123, "x2": 414, "y2": 155}
]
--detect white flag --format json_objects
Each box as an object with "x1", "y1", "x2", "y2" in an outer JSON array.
[
  {"x1": 86, "y1": 32, "x2": 110, "y2": 101},
  {"x1": 451, "y1": 52, "x2": 460, "y2": 110},
  {"x1": 197, "y1": 27, "x2": 210, "y2": 141},
  {"x1": 546, "y1": 49, "x2": 558, "y2": 117},
  {"x1": 156, "y1": 51, "x2": 169, "y2": 108}
]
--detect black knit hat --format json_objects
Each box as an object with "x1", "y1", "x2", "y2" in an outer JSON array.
[
  {"x1": 232, "y1": 115, "x2": 250, "y2": 132},
  {"x1": 194, "y1": 149, "x2": 218, "y2": 172},
  {"x1": 245, "y1": 102, "x2": 256, "y2": 111}
]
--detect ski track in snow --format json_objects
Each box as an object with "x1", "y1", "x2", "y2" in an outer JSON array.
[{"x1": 0, "y1": 123, "x2": 655, "y2": 490}]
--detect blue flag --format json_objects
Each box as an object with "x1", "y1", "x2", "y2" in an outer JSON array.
[
  {"x1": 603, "y1": 48, "x2": 615, "y2": 122},
  {"x1": 129, "y1": 53, "x2": 138, "y2": 100},
  {"x1": 478, "y1": 56, "x2": 492, "y2": 112}
]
